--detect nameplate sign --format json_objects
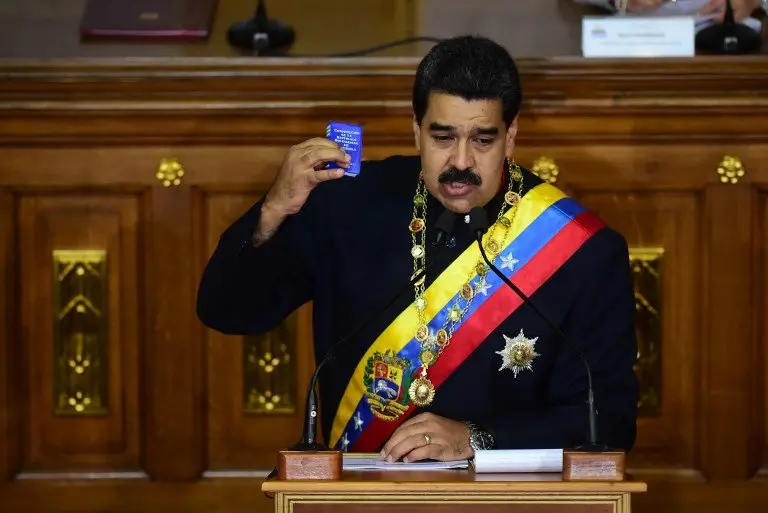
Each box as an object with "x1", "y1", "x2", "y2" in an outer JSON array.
[{"x1": 582, "y1": 16, "x2": 695, "y2": 58}]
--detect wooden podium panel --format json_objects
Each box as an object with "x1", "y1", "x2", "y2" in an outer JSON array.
[{"x1": 262, "y1": 471, "x2": 647, "y2": 513}]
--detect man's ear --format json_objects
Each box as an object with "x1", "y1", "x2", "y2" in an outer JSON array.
[
  {"x1": 413, "y1": 114, "x2": 421, "y2": 152},
  {"x1": 505, "y1": 116, "x2": 519, "y2": 157}
]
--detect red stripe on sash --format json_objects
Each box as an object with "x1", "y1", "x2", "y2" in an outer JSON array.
[{"x1": 351, "y1": 211, "x2": 604, "y2": 452}]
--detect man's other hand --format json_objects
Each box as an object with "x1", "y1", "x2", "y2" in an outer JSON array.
[{"x1": 380, "y1": 413, "x2": 474, "y2": 462}]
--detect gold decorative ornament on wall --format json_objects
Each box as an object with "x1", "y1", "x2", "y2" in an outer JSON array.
[
  {"x1": 53, "y1": 249, "x2": 108, "y2": 416},
  {"x1": 530, "y1": 156, "x2": 559, "y2": 184},
  {"x1": 628, "y1": 247, "x2": 664, "y2": 417},
  {"x1": 716, "y1": 155, "x2": 745, "y2": 184},
  {"x1": 243, "y1": 320, "x2": 297, "y2": 415},
  {"x1": 156, "y1": 158, "x2": 185, "y2": 187}
]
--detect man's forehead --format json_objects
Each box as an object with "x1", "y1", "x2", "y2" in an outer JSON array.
[{"x1": 424, "y1": 93, "x2": 503, "y2": 127}]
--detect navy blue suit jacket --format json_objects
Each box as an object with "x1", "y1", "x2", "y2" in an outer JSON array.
[{"x1": 196, "y1": 155, "x2": 639, "y2": 452}]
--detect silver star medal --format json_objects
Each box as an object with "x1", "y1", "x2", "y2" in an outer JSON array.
[{"x1": 496, "y1": 329, "x2": 540, "y2": 378}]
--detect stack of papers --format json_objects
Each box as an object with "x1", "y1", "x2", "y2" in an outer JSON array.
[
  {"x1": 342, "y1": 449, "x2": 563, "y2": 473},
  {"x1": 343, "y1": 453, "x2": 469, "y2": 471},
  {"x1": 472, "y1": 449, "x2": 563, "y2": 473}
]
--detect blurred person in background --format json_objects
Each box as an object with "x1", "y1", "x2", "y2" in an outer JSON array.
[{"x1": 576, "y1": 0, "x2": 765, "y2": 22}]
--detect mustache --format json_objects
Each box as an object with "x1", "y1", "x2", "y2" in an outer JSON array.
[{"x1": 437, "y1": 167, "x2": 482, "y2": 186}]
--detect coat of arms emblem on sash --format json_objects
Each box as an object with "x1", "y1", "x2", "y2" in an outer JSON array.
[{"x1": 363, "y1": 350, "x2": 410, "y2": 421}]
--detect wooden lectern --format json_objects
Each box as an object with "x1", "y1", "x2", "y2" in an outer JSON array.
[{"x1": 262, "y1": 469, "x2": 647, "y2": 513}]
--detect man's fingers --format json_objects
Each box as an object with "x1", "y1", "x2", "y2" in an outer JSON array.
[
  {"x1": 300, "y1": 147, "x2": 350, "y2": 169},
  {"x1": 385, "y1": 433, "x2": 433, "y2": 462},
  {"x1": 402, "y1": 444, "x2": 441, "y2": 463},
  {"x1": 381, "y1": 420, "x2": 430, "y2": 458},
  {"x1": 292, "y1": 137, "x2": 341, "y2": 150},
  {"x1": 310, "y1": 169, "x2": 345, "y2": 183}
]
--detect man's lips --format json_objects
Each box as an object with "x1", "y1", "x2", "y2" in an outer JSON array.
[{"x1": 441, "y1": 181, "x2": 475, "y2": 197}]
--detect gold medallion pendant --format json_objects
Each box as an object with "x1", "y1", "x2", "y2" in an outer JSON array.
[{"x1": 408, "y1": 374, "x2": 435, "y2": 407}]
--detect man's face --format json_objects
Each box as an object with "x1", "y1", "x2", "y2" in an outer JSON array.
[{"x1": 413, "y1": 92, "x2": 517, "y2": 214}]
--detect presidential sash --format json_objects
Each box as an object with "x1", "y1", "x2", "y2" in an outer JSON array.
[{"x1": 329, "y1": 182, "x2": 605, "y2": 452}]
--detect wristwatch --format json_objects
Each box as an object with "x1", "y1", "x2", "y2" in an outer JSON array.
[{"x1": 464, "y1": 421, "x2": 495, "y2": 451}]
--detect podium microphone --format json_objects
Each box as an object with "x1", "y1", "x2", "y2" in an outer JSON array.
[
  {"x1": 275, "y1": 209, "x2": 459, "y2": 480},
  {"x1": 227, "y1": 0, "x2": 296, "y2": 52},
  {"x1": 695, "y1": 0, "x2": 761, "y2": 54},
  {"x1": 468, "y1": 206, "x2": 625, "y2": 480}
]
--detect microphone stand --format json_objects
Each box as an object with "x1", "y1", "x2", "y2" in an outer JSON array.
[
  {"x1": 695, "y1": 0, "x2": 761, "y2": 54},
  {"x1": 468, "y1": 207, "x2": 625, "y2": 481}
]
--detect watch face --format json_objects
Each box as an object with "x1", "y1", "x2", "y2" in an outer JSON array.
[
  {"x1": 470, "y1": 431, "x2": 492, "y2": 451},
  {"x1": 465, "y1": 422, "x2": 494, "y2": 451}
]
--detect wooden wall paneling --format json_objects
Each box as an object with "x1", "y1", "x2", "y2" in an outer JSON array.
[
  {"x1": 142, "y1": 172, "x2": 204, "y2": 481},
  {"x1": 762, "y1": 188, "x2": 768, "y2": 479},
  {"x1": 749, "y1": 184, "x2": 765, "y2": 480},
  {"x1": 701, "y1": 183, "x2": 758, "y2": 481},
  {"x1": 0, "y1": 187, "x2": 21, "y2": 481},
  {"x1": 16, "y1": 194, "x2": 142, "y2": 473},
  {"x1": 0, "y1": 144, "x2": 211, "y2": 480}
]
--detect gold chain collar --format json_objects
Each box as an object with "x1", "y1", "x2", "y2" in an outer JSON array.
[{"x1": 406, "y1": 161, "x2": 524, "y2": 407}]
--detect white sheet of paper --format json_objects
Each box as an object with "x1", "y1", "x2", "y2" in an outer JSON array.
[
  {"x1": 343, "y1": 453, "x2": 469, "y2": 471},
  {"x1": 472, "y1": 449, "x2": 563, "y2": 473},
  {"x1": 582, "y1": 15, "x2": 697, "y2": 57}
]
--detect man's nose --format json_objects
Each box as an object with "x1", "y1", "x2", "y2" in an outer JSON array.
[{"x1": 450, "y1": 139, "x2": 475, "y2": 170}]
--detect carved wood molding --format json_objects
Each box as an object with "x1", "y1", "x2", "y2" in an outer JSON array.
[{"x1": 2, "y1": 57, "x2": 768, "y2": 144}]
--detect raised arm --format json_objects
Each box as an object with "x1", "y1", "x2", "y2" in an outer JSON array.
[{"x1": 196, "y1": 138, "x2": 351, "y2": 335}]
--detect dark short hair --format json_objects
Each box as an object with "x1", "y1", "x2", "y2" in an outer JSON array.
[{"x1": 412, "y1": 35, "x2": 523, "y2": 127}]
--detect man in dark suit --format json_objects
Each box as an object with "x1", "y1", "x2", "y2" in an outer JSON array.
[{"x1": 196, "y1": 35, "x2": 638, "y2": 463}]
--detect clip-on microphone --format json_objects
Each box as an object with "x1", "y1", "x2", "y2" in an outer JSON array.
[
  {"x1": 695, "y1": 0, "x2": 761, "y2": 54},
  {"x1": 468, "y1": 206, "x2": 625, "y2": 481},
  {"x1": 274, "y1": 210, "x2": 459, "y2": 480}
]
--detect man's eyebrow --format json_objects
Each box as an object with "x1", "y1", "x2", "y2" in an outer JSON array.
[
  {"x1": 428, "y1": 122, "x2": 454, "y2": 131},
  {"x1": 474, "y1": 127, "x2": 499, "y2": 136}
]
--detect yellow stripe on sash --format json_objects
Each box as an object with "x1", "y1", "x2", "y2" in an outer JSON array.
[{"x1": 329, "y1": 183, "x2": 567, "y2": 447}]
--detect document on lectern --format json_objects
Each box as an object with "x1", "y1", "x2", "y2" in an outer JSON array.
[
  {"x1": 343, "y1": 453, "x2": 469, "y2": 470},
  {"x1": 472, "y1": 449, "x2": 563, "y2": 473}
]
